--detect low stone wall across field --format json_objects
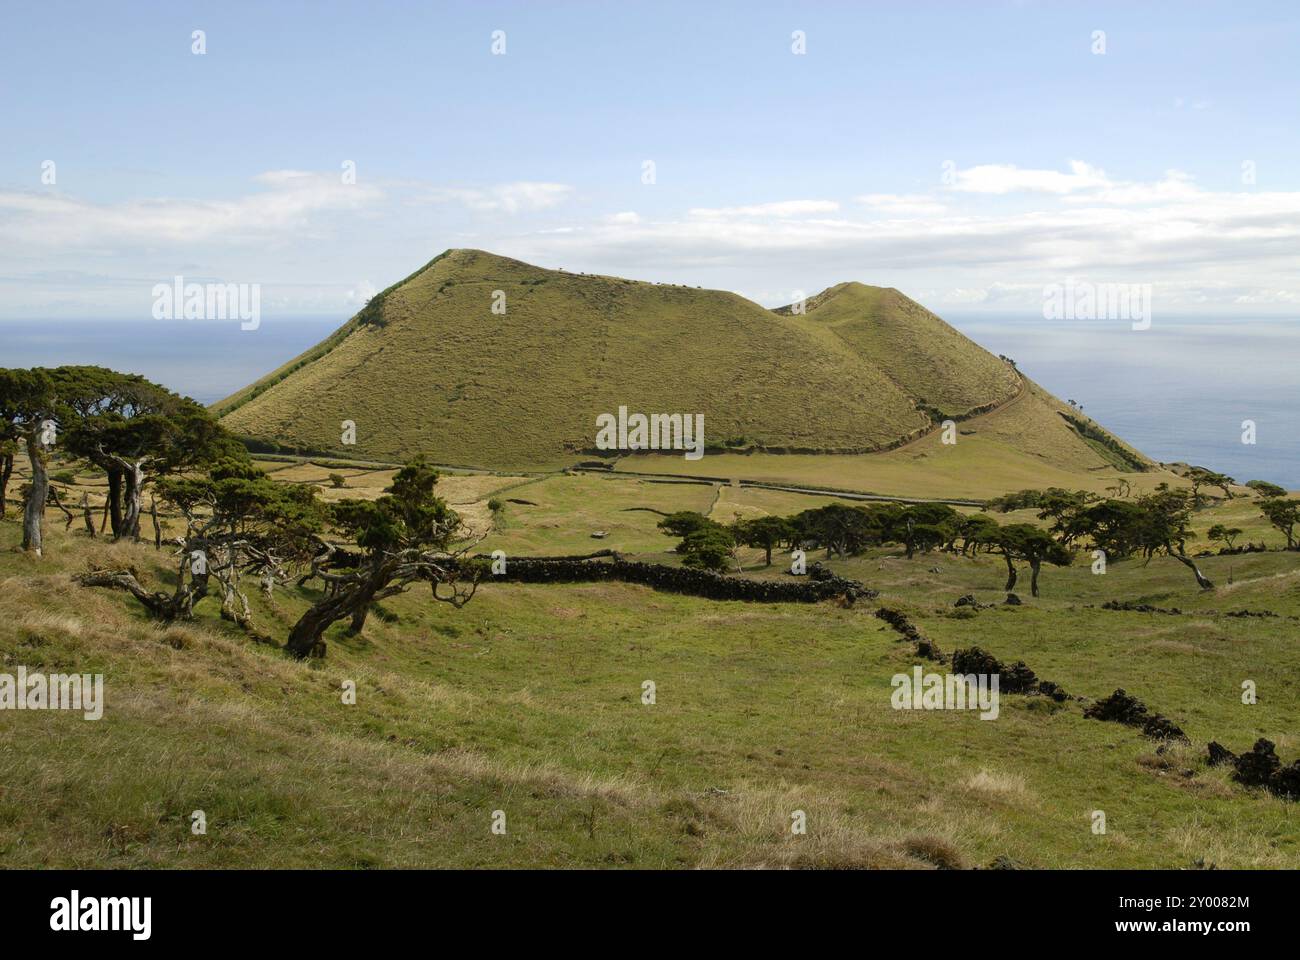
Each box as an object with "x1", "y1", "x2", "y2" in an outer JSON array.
[{"x1": 476, "y1": 554, "x2": 876, "y2": 604}]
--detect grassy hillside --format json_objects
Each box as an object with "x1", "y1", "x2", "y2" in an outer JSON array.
[
  {"x1": 215, "y1": 249, "x2": 1143, "y2": 478},
  {"x1": 3, "y1": 472, "x2": 1297, "y2": 869},
  {"x1": 614, "y1": 379, "x2": 1158, "y2": 500},
  {"x1": 778, "y1": 282, "x2": 1019, "y2": 419}
]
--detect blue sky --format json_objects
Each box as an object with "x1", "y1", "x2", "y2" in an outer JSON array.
[{"x1": 3, "y1": 0, "x2": 1299, "y2": 319}]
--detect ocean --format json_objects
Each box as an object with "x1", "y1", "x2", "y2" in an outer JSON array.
[
  {"x1": 946, "y1": 315, "x2": 1298, "y2": 489},
  {"x1": 1, "y1": 314, "x2": 1296, "y2": 488}
]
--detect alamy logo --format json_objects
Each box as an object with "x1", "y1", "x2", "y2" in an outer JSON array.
[
  {"x1": 152, "y1": 275, "x2": 261, "y2": 330},
  {"x1": 50, "y1": 890, "x2": 151, "y2": 940},
  {"x1": 1042, "y1": 279, "x2": 1152, "y2": 330},
  {"x1": 0, "y1": 668, "x2": 103, "y2": 720},
  {"x1": 891, "y1": 666, "x2": 999, "y2": 720},
  {"x1": 595, "y1": 406, "x2": 704, "y2": 460}
]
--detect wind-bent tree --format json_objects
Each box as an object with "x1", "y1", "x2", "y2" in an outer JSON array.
[
  {"x1": 1185, "y1": 466, "x2": 1235, "y2": 506},
  {"x1": 1034, "y1": 488, "x2": 1097, "y2": 545},
  {"x1": 656, "y1": 511, "x2": 736, "y2": 571},
  {"x1": 1105, "y1": 479, "x2": 1133, "y2": 499},
  {"x1": 78, "y1": 460, "x2": 327, "y2": 631},
  {"x1": 0, "y1": 369, "x2": 58, "y2": 555},
  {"x1": 993, "y1": 523, "x2": 1073, "y2": 597},
  {"x1": 1207, "y1": 524, "x2": 1243, "y2": 552},
  {"x1": 1067, "y1": 498, "x2": 1146, "y2": 559},
  {"x1": 985, "y1": 488, "x2": 1047, "y2": 513},
  {"x1": 956, "y1": 513, "x2": 1001, "y2": 557},
  {"x1": 55, "y1": 366, "x2": 243, "y2": 540},
  {"x1": 1, "y1": 365, "x2": 243, "y2": 548},
  {"x1": 286, "y1": 459, "x2": 482, "y2": 658},
  {"x1": 657, "y1": 511, "x2": 715, "y2": 541},
  {"x1": 677, "y1": 524, "x2": 735, "y2": 571},
  {"x1": 789, "y1": 504, "x2": 885, "y2": 559},
  {"x1": 1246, "y1": 480, "x2": 1287, "y2": 499},
  {"x1": 731, "y1": 515, "x2": 793, "y2": 566},
  {"x1": 1258, "y1": 498, "x2": 1300, "y2": 550},
  {"x1": 1133, "y1": 488, "x2": 1215, "y2": 589},
  {"x1": 882, "y1": 502, "x2": 959, "y2": 559}
]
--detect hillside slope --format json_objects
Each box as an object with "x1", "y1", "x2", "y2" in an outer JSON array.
[
  {"x1": 216, "y1": 249, "x2": 1146, "y2": 474},
  {"x1": 777, "y1": 282, "x2": 1019, "y2": 418}
]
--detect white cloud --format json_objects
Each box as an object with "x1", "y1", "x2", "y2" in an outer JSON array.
[
  {"x1": 346, "y1": 279, "x2": 378, "y2": 305},
  {"x1": 422, "y1": 181, "x2": 574, "y2": 213},
  {"x1": 7, "y1": 162, "x2": 1299, "y2": 318},
  {"x1": 950, "y1": 160, "x2": 1111, "y2": 195},
  {"x1": 688, "y1": 200, "x2": 840, "y2": 218},
  {"x1": 0, "y1": 170, "x2": 382, "y2": 248},
  {"x1": 500, "y1": 166, "x2": 1300, "y2": 310},
  {"x1": 856, "y1": 193, "x2": 948, "y2": 216},
  {"x1": 1068, "y1": 169, "x2": 1201, "y2": 205}
]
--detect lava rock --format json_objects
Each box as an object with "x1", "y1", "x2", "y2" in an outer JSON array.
[
  {"x1": 1206, "y1": 741, "x2": 1237, "y2": 767},
  {"x1": 1084, "y1": 688, "x2": 1188, "y2": 742},
  {"x1": 950, "y1": 646, "x2": 1039, "y2": 693},
  {"x1": 1233, "y1": 738, "x2": 1281, "y2": 788}
]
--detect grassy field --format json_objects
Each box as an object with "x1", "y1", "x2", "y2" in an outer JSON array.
[{"x1": 2, "y1": 466, "x2": 1297, "y2": 869}]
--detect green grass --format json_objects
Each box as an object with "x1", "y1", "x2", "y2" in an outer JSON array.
[
  {"x1": 3, "y1": 473, "x2": 1297, "y2": 869},
  {"x1": 779, "y1": 281, "x2": 1018, "y2": 418},
  {"x1": 214, "y1": 249, "x2": 1143, "y2": 480}
]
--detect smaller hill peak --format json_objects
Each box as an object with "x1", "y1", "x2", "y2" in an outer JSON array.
[{"x1": 771, "y1": 280, "x2": 898, "y2": 316}]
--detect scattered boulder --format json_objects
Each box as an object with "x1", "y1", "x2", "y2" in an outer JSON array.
[
  {"x1": 875, "y1": 607, "x2": 943, "y2": 661},
  {"x1": 1206, "y1": 741, "x2": 1236, "y2": 767},
  {"x1": 808, "y1": 562, "x2": 835, "y2": 581},
  {"x1": 949, "y1": 646, "x2": 1040, "y2": 694},
  {"x1": 1101, "y1": 600, "x2": 1182, "y2": 615},
  {"x1": 915, "y1": 637, "x2": 944, "y2": 661},
  {"x1": 1209, "y1": 739, "x2": 1300, "y2": 801},
  {"x1": 590, "y1": 531, "x2": 608, "y2": 539},
  {"x1": 1142, "y1": 713, "x2": 1189, "y2": 743},
  {"x1": 1084, "y1": 688, "x2": 1188, "y2": 742},
  {"x1": 1035, "y1": 679, "x2": 1069, "y2": 703},
  {"x1": 1085, "y1": 688, "x2": 1150, "y2": 724},
  {"x1": 1274, "y1": 761, "x2": 1300, "y2": 800},
  {"x1": 1233, "y1": 738, "x2": 1280, "y2": 788}
]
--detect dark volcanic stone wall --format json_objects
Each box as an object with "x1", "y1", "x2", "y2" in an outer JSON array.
[{"x1": 480, "y1": 556, "x2": 876, "y2": 604}]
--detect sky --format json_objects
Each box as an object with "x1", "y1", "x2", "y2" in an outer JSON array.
[{"x1": 2, "y1": 0, "x2": 1299, "y2": 320}]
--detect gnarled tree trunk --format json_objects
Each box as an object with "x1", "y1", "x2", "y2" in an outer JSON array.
[
  {"x1": 21, "y1": 434, "x2": 49, "y2": 556},
  {"x1": 286, "y1": 590, "x2": 357, "y2": 658},
  {"x1": 76, "y1": 568, "x2": 209, "y2": 620},
  {"x1": 105, "y1": 466, "x2": 124, "y2": 537},
  {"x1": 80, "y1": 492, "x2": 96, "y2": 538},
  {"x1": 1002, "y1": 554, "x2": 1017, "y2": 592},
  {"x1": 0, "y1": 452, "x2": 13, "y2": 518},
  {"x1": 1170, "y1": 549, "x2": 1214, "y2": 590},
  {"x1": 120, "y1": 459, "x2": 146, "y2": 540}
]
